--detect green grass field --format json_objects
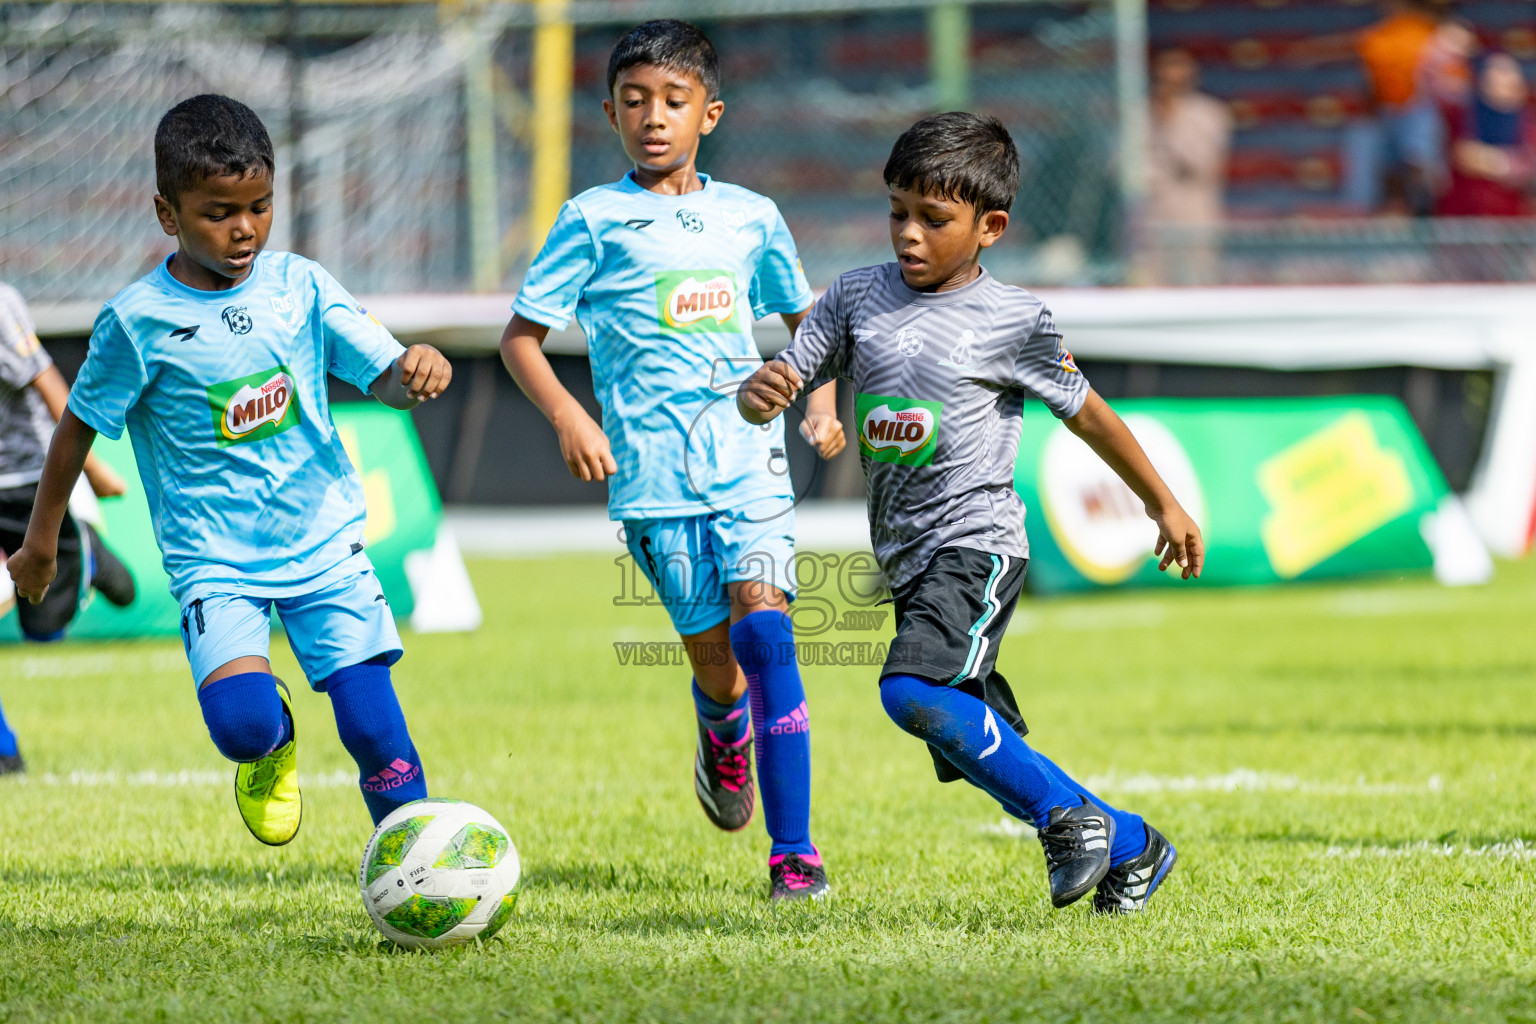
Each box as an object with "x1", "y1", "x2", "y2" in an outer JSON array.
[{"x1": 3, "y1": 553, "x2": 1536, "y2": 1023}]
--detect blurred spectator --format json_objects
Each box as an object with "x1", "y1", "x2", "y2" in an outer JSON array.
[
  {"x1": 1146, "y1": 49, "x2": 1231, "y2": 284},
  {"x1": 1417, "y1": 17, "x2": 1478, "y2": 113},
  {"x1": 1340, "y1": 0, "x2": 1444, "y2": 214},
  {"x1": 1437, "y1": 53, "x2": 1536, "y2": 216}
]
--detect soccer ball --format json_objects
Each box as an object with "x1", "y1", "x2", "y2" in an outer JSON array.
[{"x1": 359, "y1": 798, "x2": 521, "y2": 949}]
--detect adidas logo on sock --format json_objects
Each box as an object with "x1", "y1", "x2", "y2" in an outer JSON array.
[
  {"x1": 363, "y1": 757, "x2": 420, "y2": 794},
  {"x1": 769, "y1": 701, "x2": 810, "y2": 736}
]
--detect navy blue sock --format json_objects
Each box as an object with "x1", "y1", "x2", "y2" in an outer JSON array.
[
  {"x1": 1033, "y1": 751, "x2": 1148, "y2": 865},
  {"x1": 197, "y1": 672, "x2": 290, "y2": 762},
  {"x1": 324, "y1": 656, "x2": 426, "y2": 825},
  {"x1": 881, "y1": 673, "x2": 1079, "y2": 828},
  {"x1": 730, "y1": 610, "x2": 814, "y2": 857},
  {"x1": 692, "y1": 678, "x2": 750, "y2": 744},
  {"x1": 0, "y1": 692, "x2": 18, "y2": 758}
]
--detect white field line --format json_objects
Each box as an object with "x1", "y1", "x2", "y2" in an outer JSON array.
[
  {"x1": 12, "y1": 768, "x2": 358, "y2": 789},
  {"x1": 1081, "y1": 768, "x2": 1444, "y2": 796},
  {"x1": 1328, "y1": 589, "x2": 1460, "y2": 617},
  {"x1": 981, "y1": 818, "x2": 1036, "y2": 839},
  {"x1": 1008, "y1": 602, "x2": 1168, "y2": 635},
  {"x1": 1325, "y1": 839, "x2": 1536, "y2": 861},
  {"x1": 2, "y1": 650, "x2": 185, "y2": 679}
]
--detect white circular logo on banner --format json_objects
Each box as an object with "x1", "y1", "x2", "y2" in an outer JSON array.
[{"x1": 1037, "y1": 414, "x2": 1206, "y2": 585}]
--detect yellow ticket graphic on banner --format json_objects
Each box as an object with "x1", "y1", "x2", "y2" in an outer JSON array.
[{"x1": 1257, "y1": 411, "x2": 1414, "y2": 578}]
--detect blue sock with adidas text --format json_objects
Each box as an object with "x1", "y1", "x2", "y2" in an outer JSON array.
[
  {"x1": 323, "y1": 656, "x2": 426, "y2": 825},
  {"x1": 730, "y1": 610, "x2": 814, "y2": 857}
]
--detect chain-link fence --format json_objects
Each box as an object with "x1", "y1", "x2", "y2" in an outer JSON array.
[
  {"x1": 563, "y1": 4, "x2": 1125, "y2": 287},
  {"x1": 2, "y1": 4, "x2": 469, "y2": 302},
  {"x1": 1, "y1": 0, "x2": 1130, "y2": 304}
]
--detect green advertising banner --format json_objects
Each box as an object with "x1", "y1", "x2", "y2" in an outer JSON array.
[
  {"x1": 1014, "y1": 396, "x2": 1456, "y2": 594},
  {"x1": 2, "y1": 403, "x2": 453, "y2": 643}
]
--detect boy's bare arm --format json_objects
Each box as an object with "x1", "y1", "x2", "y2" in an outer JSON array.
[
  {"x1": 369, "y1": 344, "x2": 452, "y2": 409},
  {"x1": 6, "y1": 410, "x2": 97, "y2": 602},
  {"x1": 1063, "y1": 389, "x2": 1204, "y2": 580},
  {"x1": 499, "y1": 314, "x2": 616, "y2": 482},
  {"x1": 775, "y1": 307, "x2": 846, "y2": 459},
  {"x1": 28, "y1": 365, "x2": 126, "y2": 498},
  {"x1": 801, "y1": 380, "x2": 846, "y2": 459}
]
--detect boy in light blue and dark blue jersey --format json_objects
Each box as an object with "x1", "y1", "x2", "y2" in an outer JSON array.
[
  {"x1": 8, "y1": 95, "x2": 454, "y2": 844},
  {"x1": 502, "y1": 20, "x2": 844, "y2": 900}
]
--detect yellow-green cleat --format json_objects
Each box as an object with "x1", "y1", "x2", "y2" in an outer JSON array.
[{"x1": 234, "y1": 678, "x2": 302, "y2": 847}]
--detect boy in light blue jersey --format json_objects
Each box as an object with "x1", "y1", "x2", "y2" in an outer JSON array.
[
  {"x1": 8, "y1": 95, "x2": 453, "y2": 845},
  {"x1": 502, "y1": 21, "x2": 844, "y2": 900}
]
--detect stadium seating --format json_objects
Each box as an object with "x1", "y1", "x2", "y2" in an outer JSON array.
[{"x1": 1151, "y1": 0, "x2": 1536, "y2": 216}]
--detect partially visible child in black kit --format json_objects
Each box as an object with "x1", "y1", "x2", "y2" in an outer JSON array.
[
  {"x1": 739, "y1": 113, "x2": 1204, "y2": 912},
  {"x1": 0, "y1": 282, "x2": 136, "y2": 774}
]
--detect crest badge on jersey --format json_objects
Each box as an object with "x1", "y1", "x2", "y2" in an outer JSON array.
[
  {"x1": 1054, "y1": 343, "x2": 1079, "y2": 373},
  {"x1": 937, "y1": 329, "x2": 977, "y2": 370},
  {"x1": 676, "y1": 209, "x2": 704, "y2": 233},
  {"x1": 269, "y1": 294, "x2": 302, "y2": 329},
  {"x1": 896, "y1": 327, "x2": 925, "y2": 358},
  {"x1": 222, "y1": 305, "x2": 253, "y2": 335},
  {"x1": 11, "y1": 328, "x2": 40, "y2": 359}
]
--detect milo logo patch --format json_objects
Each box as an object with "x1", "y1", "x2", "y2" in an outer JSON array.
[
  {"x1": 206, "y1": 366, "x2": 301, "y2": 448},
  {"x1": 655, "y1": 270, "x2": 741, "y2": 335},
  {"x1": 856, "y1": 393, "x2": 942, "y2": 466}
]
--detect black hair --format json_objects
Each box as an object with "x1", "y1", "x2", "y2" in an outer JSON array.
[
  {"x1": 883, "y1": 112, "x2": 1021, "y2": 215},
  {"x1": 154, "y1": 94, "x2": 275, "y2": 207},
  {"x1": 606, "y1": 19, "x2": 720, "y2": 101}
]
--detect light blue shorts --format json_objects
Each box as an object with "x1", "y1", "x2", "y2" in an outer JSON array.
[
  {"x1": 179, "y1": 569, "x2": 402, "y2": 689},
  {"x1": 623, "y1": 497, "x2": 797, "y2": 636}
]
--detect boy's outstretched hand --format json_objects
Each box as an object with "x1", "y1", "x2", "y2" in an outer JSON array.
[
  {"x1": 398, "y1": 345, "x2": 453, "y2": 401},
  {"x1": 738, "y1": 360, "x2": 802, "y2": 424},
  {"x1": 6, "y1": 544, "x2": 57, "y2": 605},
  {"x1": 554, "y1": 406, "x2": 617, "y2": 482},
  {"x1": 1151, "y1": 503, "x2": 1204, "y2": 580},
  {"x1": 800, "y1": 412, "x2": 846, "y2": 459}
]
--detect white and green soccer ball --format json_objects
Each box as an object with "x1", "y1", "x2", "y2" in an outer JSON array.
[{"x1": 359, "y1": 798, "x2": 521, "y2": 949}]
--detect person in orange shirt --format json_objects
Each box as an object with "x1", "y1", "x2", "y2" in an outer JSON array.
[{"x1": 1340, "y1": 0, "x2": 1446, "y2": 213}]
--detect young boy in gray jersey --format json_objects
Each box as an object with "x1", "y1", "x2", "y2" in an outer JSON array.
[
  {"x1": 0, "y1": 283, "x2": 137, "y2": 773},
  {"x1": 739, "y1": 113, "x2": 1205, "y2": 913}
]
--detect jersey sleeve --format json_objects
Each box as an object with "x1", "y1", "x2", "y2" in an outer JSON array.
[
  {"x1": 748, "y1": 206, "x2": 814, "y2": 320},
  {"x1": 68, "y1": 307, "x2": 148, "y2": 440},
  {"x1": 511, "y1": 200, "x2": 599, "y2": 330},
  {"x1": 0, "y1": 285, "x2": 50, "y2": 391},
  {"x1": 777, "y1": 274, "x2": 850, "y2": 391},
  {"x1": 1008, "y1": 306, "x2": 1089, "y2": 418},
  {"x1": 315, "y1": 265, "x2": 406, "y2": 394}
]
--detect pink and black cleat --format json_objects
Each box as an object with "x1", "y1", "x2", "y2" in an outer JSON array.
[
  {"x1": 769, "y1": 848, "x2": 829, "y2": 902},
  {"x1": 694, "y1": 720, "x2": 755, "y2": 831}
]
